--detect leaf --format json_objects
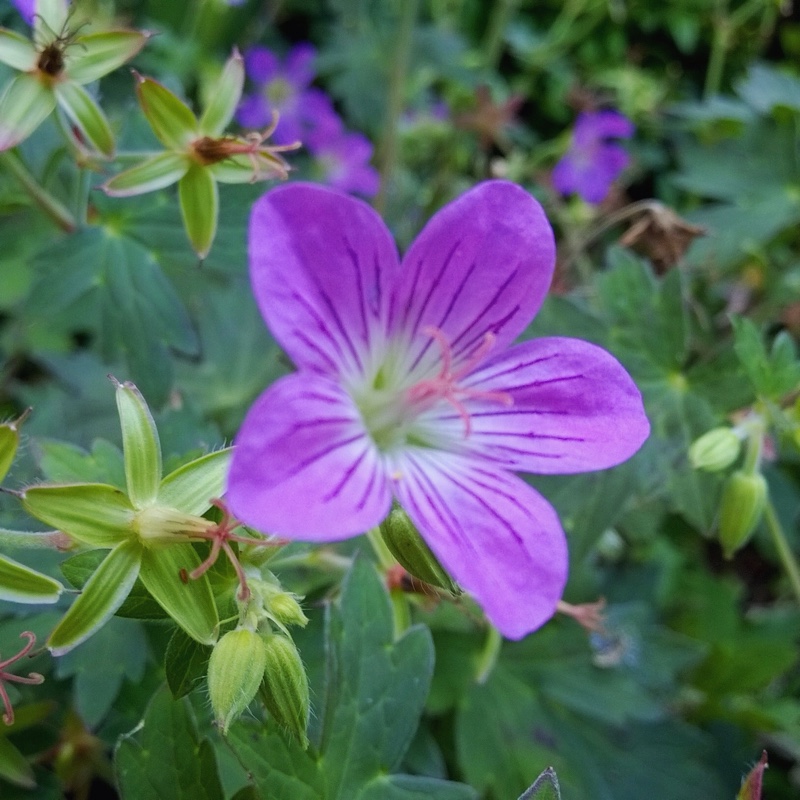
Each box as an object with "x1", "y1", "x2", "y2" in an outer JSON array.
[
  {"x1": 164, "y1": 627, "x2": 212, "y2": 699},
  {"x1": 115, "y1": 685, "x2": 224, "y2": 800},
  {"x1": 0, "y1": 737, "x2": 35, "y2": 789},
  {"x1": 732, "y1": 317, "x2": 800, "y2": 400},
  {"x1": 227, "y1": 556, "x2": 475, "y2": 800},
  {"x1": 36, "y1": 439, "x2": 126, "y2": 489},
  {"x1": 519, "y1": 768, "x2": 561, "y2": 800}
]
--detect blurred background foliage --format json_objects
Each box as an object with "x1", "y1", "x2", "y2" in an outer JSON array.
[{"x1": 1, "y1": 0, "x2": 800, "y2": 798}]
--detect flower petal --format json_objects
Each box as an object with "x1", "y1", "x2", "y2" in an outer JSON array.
[
  {"x1": 425, "y1": 337, "x2": 649, "y2": 473},
  {"x1": 227, "y1": 372, "x2": 391, "y2": 539},
  {"x1": 391, "y1": 449, "x2": 567, "y2": 639},
  {"x1": 248, "y1": 183, "x2": 401, "y2": 378},
  {"x1": 388, "y1": 181, "x2": 555, "y2": 379}
]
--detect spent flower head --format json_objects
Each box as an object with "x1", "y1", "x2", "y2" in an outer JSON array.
[
  {"x1": 102, "y1": 50, "x2": 295, "y2": 258},
  {"x1": 552, "y1": 110, "x2": 634, "y2": 204},
  {"x1": 0, "y1": 0, "x2": 149, "y2": 153},
  {"x1": 227, "y1": 181, "x2": 649, "y2": 639},
  {"x1": 0, "y1": 632, "x2": 44, "y2": 726}
]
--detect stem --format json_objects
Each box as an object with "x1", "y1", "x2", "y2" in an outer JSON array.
[
  {"x1": 0, "y1": 151, "x2": 77, "y2": 232},
  {"x1": 374, "y1": 0, "x2": 419, "y2": 214},
  {"x1": 764, "y1": 498, "x2": 800, "y2": 605},
  {"x1": 73, "y1": 167, "x2": 91, "y2": 228},
  {"x1": 704, "y1": 1, "x2": 730, "y2": 99},
  {"x1": 482, "y1": 0, "x2": 520, "y2": 70},
  {"x1": 474, "y1": 625, "x2": 502, "y2": 684}
]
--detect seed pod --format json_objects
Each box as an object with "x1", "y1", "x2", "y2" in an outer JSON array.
[
  {"x1": 718, "y1": 471, "x2": 767, "y2": 559},
  {"x1": 689, "y1": 427, "x2": 741, "y2": 472},
  {"x1": 379, "y1": 507, "x2": 460, "y2": 594},
  {"x1": 261, "y1": 633, "x2": 310, "y2": 748},
  {"x1": 208, "y1": 628, "x2": 267, "y2": 734}
]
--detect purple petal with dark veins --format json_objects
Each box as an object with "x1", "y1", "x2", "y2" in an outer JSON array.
[
  {"x1": 427, "y1": 337, "x2": 649, "y2": 473},
  {"x1": 248, "y1": 183, "x2": 401, "y2": 378},
  {"x1": 227, "y1": 372, "x2": 392, "y2": 539},
  {"x1": 387, "y1": 181, "x2": 555, "y2": 379},
  {"x1": 390, "y1": 449, "x2": 567, "y2": 639}
]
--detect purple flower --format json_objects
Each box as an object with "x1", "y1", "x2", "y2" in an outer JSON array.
[
  {"x1": 227, "y1": 181, "x2": 649, "y2": 639},
  {"x1": 12, "y1": 0, "x2": 36, "y2": 24},
  {"x1": 306, "y1": 116, "x2": 379, "y2": 197},
  {"x1": 236, "y1": 44, "x2": 335, "y2": 145},
  {"x1": 552, "y1": 110, "x2": 634, "y2": 204}
]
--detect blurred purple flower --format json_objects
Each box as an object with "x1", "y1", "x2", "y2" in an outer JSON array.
[
  {"x1": 227, "y1": 181, "x2": 649, "y2": 639},
  {"x1": 306, "y1": 116, "x2": 379, "y2": 197},
  {"x1": 552, "y1": 110, "x2": 634, "y2": 204},
  {"x1": 236, "y1": 44, "x2": 334, "y2": 145},
  {"x1": 12, "y1": 0, "x2": 36, "y2": 24}
]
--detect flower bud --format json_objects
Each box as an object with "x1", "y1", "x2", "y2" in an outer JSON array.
[
  {"x1": 208, "y1": 628, "x2": 267, "y2": 734},
  {"x1": 689, "y1": 427, "x2": 741, "y2": 472},
  {"x1": 261, "y1": 634, "x2": 309, "y2": 748},
  {"x1": 267, "y1": 592, "x2": 309, "y2": 628},
  {"x1": 379, "y1": 507, "x2": 460, "y2": 594},
  {"x1": 718, "y1": 471, "x2": 767, "y2": 558}
]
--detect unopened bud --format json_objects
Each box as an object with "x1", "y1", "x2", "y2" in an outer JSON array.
[
  {"x1": 261, "y1": 634, "x2": 309, "y2": 748},
  {"x1": 379, "y1": 507, "x2": 460, "y2": 594},
  {"x1": 718, "y1": 471, "x2": 767, "y2": 558},
  {"x1": 208, "y1": 628, "x2": 267, "y2": 734},
  {"x1": 689, "y1": 427, "x2": 741, "y2": 472},
  {"x1": 268, "y1": 592, "x2": 309, "y2": 628}
]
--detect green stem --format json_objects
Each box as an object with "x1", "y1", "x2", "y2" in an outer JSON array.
[
  {"x1": 73, "y1": 167, "x2": 91, "y2": 228},
  {"x1": 0, "y1": 151, "x2": 77, "y2": 232},
  {"x1": 704, "y1": 2, "x2": 730, "y2": 98},
  {"x1": 474, "y1": 625, "x2": 502, "y2": 684},
  {"x1": 764, "y1": 498, "x2": 800, "y2": 605},
  {"x1": 482, "y1": 0, "x2": 520, "y2": 70},
  {"x1": 374, "y1": 0, "x2": 419, "y2": 214}
]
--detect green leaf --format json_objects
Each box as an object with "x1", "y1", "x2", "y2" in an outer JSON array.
[
  {"x1": 0, "y1": 554, "x2": 63, "y2": 604},
  {"x1": 22, "y1": 483, "x2": 135, "y2": 547},
  {"x1": 48, "y1": 539, "x2": 142, "y2": 656},
  {"x1": 198, "y1": 50, "x2": 245, "y2": 136},
  {"x1": 136, "y1": 76, "x2": 197, "y2": 150},
  {"x1": 139, "y1": 544, "x2": 219, "y2": 645},
  {"x1": 54, "y1": 81, "x2": 115, "y2": 156},
  {"x1": 164, "y1": 627, "x2": 212, "y2": 699},
  {"x1": 0, "y1": 73, "x2": 56, "y2": 150},
  {"x1": 0, "y1": 737, "x2": 35, "y2": 789},
  {"x1": 36, "y1": 438, "x2": 126, "y2": 489},
  {"x1": 519, "y1": 768, "x2": 561, "y2": 800},
  {"x1": 158, "y1": 448, "x2": 232, "y2": 516},
  {"x1": 114, "y1": 379, "x2": 162, "y2": 508},
  {"x1": 732, "y1": 317, "x2": 800, "y2": 399},
  {"x1": 66, "y1": 30, "x2": 150, "y2": 85},
  {"x1": 227, "y1": 556, "x2": 475, "y2": 799},
  {"x1": 115, "y1": 686, "x2": 224, "y2": 800},
  {"x1": 178, "y1": 165, "x2": 219, "y2": 259}
]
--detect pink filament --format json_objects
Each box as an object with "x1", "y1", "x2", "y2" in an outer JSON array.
[{"x1": 0, "y1": 632, "x2": 44, "y2": 726}]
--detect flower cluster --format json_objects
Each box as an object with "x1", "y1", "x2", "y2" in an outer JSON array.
[
  {"x1": 227, "y1": 180, "x2": 649, "y2": 640},
  {"x1": 237, "y1": 43, "x2": 379, "y2": 197},
  {"x1": 552, "y1": 110, "x2": 634, "y2": 204}
]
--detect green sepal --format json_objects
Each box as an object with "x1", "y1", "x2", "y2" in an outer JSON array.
[
  {"x1": 0, "y1": 553, "x2": 63, "y2": 604},
  {"x1": 0, "y1": 28, "x2": 37, "y2": 72},
  {"x1": 519, "y1": 768, "x2": 562, "y2": 800},
  {"x1": 179, "y1": 164, "x2": 218, "y2": 259},
  {"x1": 209, "y1": 152, "x2": 288, "y2": 184},
  {"x1": 103, "y1": 151, "x2": 189, "y2": 197},
  {"x1": 0, "y1": 736, "x2": 35, "y2": 789},
  {"x1": 0, "y1": 73, "x2": 56, "y2": 150},
  {"x1": 0, "y1": 408, "x2": 28, "y2": 484},
  {"x1": 136, "y1": 75, "x2": 197, "y2": 150},
  {"x1": 33, "y1": 0, "x2": 69, "y2": 43},
  {"x1": 199, "y1": 49, "x2": 244, "y2": 136},
  {"x1": 113, "y1": 379, "x2": 162, "y2": 508},
  {"x1": 66, "y1": 30, "x2": 151, "y2": 85},
  {"x1": 54, "y1": 81, "x2": 115, "y2": 156},
  {"x1": 47, "y1": 539, "x2": 143, "y2": 656},
  {"x1": 22, "y1": 483, "x2": 135, "y2": 548},
  {"x1": 158, "y1": 448, "x2": 233, "y2": 516},
  {"x1": 139, "y1": 543, "x2": 219, "y2": 645}
]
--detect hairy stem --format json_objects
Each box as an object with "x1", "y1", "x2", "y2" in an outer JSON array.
[{"x1": 764, "y1": 498, "x2": 800, "y2": 605}]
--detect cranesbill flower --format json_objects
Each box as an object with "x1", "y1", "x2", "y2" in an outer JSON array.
[
  {"x1": 236, "y1": 44, "x2": 334, "y2": 145},
  {"x1": 552, "y1": 110, "x2": 634, "y2": 204},
  {"x1": 227, "y1": 181, "x2": 649, "y2": 639},
  {"x1": 11, "y1": 0, "x2": 35, "y2": 24}
]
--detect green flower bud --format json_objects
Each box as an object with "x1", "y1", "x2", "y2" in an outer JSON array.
[
  {"x1": 208, "y1": 628, "x2": 267, "y2": 734},
  {"x1": 689, "y1": 427, "x2": 741, "y2": 472},
  {"x1": 379, "y1": 507, "x2": 460, "y2": 594},
  {"x1": 718, "y1": 471, "x2": 767, "y2": 559},
  {"x1": 267, "y1": 592, "x2": 309, "y2": 628},
  {"x1": 261, "y1": 634, "x2": 309, "y2": 748}
]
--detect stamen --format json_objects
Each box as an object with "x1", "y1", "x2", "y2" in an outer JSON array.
[
  {"x1": 0, "y1": 632, "x2": 44, "y2": 726},
  {"x1": 186, "y1": 499, "x2": 285, "y2": 601},
  {"x1": 407, "y1": 326, "x2": 513, "y2": 437}
]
